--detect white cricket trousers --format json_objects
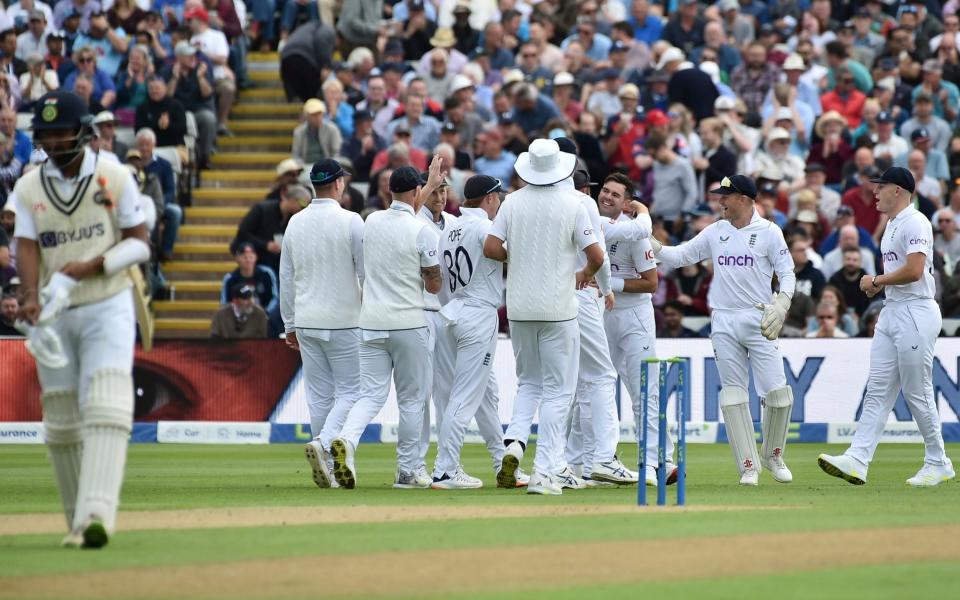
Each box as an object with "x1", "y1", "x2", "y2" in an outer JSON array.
[
  {"x1": 710, "y1": 309, "x2": 786, "y2": 395},
  {"x1": 296, "y1": 328, "x2": 360, "y2": 450},
  {"x1": 420, "y1": 311, "x2": 454, "y2": 467},
  {"x1": 846, "y1": 299, "x2": 948, "y2": 467},
  {"x1": 36, "y1": 289, "x2": 135, "y2": 534},
  {"x1": 338, "y1": 327, "x2": 433, "y2": 473},
  {"x1": 604, "y1": 302, "x2": 674, "y2": 469},
  {"x1": 503, "y1": 319, "x2": 580, "y2": 475},
  {"x1": 569, "y1": 292, "x2": 620, "y2": 466},
  {"x1": 434, "y1": 305, "x2": 503, "y2": 476}
]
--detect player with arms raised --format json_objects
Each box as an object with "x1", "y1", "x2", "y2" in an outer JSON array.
[
  {"x1": 14, "y1": 90, "x2": 150, "y2": 547},
  {"x1": 650, "y1": 175, "x2": 796, "y2": 486}
]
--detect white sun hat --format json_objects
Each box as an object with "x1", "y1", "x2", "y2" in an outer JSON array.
[{"x1": 513, "y1": 138, "x2": 577, "y2": 186}]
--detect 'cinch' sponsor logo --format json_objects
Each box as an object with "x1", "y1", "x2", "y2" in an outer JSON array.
[
  {"x1": 882, "y1": 251, "x2": 899, "y2": 262},
  {"x1": 38, "y1": 224, "x2": 106, "y2": 248},
  {"x1": 717, "y1": 254, "x2": 755, "y2": 267},
  {"x1": 909, "y1": 238, "x2": 929, "y2": 246}
]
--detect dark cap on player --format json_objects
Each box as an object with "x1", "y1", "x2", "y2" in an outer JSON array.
[
  {"x1": 310, "y1": 159, "x2": 345, "y2": 186},
  {"x1": 869, "y1": 167, "x2": 915, "y2": 194},
  {"x1": 389, "y1": 166, "x2": 424, "y2": 193},
  {"x1": 710, "y1": 174, "x2": 757, "y2": 199},
  {"x1": 553, "y1": 136, "x2": 578, "y2": 156},
  {"x1": 463, "y1": 174, "x2": 502, "y2": 200},
  {"x1": 33, "y1": 90, "x2": 91, "y2": 131}
]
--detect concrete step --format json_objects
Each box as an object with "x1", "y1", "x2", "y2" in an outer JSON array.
[
  {"x1": 185, "y1": 206, "x2": 248, "y2": 219},
  {"x1": 173, "y1": 242, "x2": 230, "y2": 254},
  {"x1": 210, "y1": 151, "x2": 289, "y2": 168},
  {"x1": 226, "y1": 120, "x2": 296, "y2": 134},
  {"x1": 164, "y1": 261, "x2": 235, "y2": 281},
  {"x1": 154, "y1": 300, "x2": 221, "y2": 312},
  {"x1": 166, "y1": 280, "x2": 224, "y2": 299},
  {"x1": 194, "y1": 187, "x2": 270, "y2": 204},
  {"x1": 155, "y1": 317, "x2": 213, "y2": 338},
  {"x1": 218, "y1": 136, "x2": 291, "y2": 151},
  {"x1": 248, "y1": 51, "x2": 279, "y2": 62},
  {"x1": 178, "y1": 224, "x2": 236, "y2": 239},
  {"x1": 231, "y1": 103, "x2": 301, "y2": 118},
  {"x1": 202, "y1": 169, "x2": 276, "y2": 186},
  {"x1": 248, "y1": 71, "x2": 281, "y2": 86},
  {"x1": 240, "y1": 88, "x2": 286, "y2": 103}
]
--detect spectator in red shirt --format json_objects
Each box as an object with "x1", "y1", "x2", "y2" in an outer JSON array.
[
  {"x1": 841, "y1": 180, "x2": 884, "y2": 241},
  {"x1": 602, "y1": 83, "x2": 645, "y2": 174},
  {"x1": 809, "y1": 111, "x2": 854, "y2": 185},
  {"x1": 820, "y1": 66, "x2": 866, "y2": 129},
  {"x1": 665, "y1": 262, "x2": 711, "y2": 316}
]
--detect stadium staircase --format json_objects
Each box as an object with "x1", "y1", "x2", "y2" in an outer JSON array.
[{"x1": 153, "y1": 51, "x2": 295, "y2": 338}]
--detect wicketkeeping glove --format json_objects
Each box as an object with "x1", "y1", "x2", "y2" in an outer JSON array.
[{"x1": 755, "y1": 293, "x2": 791, "y2": 341}]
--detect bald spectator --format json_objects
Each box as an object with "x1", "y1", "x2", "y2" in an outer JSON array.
[
  {"x1": 474, "y1": 129, "x2": 517, "y2": 184},
  {"x1": 386, "y1": 94, "x2": 440, "y2": 152},
  {"x1": 935, "y1": 209, "x2": 960, "y2": 263},
  {"x1": 906, "y1": 149, "x2": 943, "y2": 206},
  {"x1": 689, "y1": 20, "x2": 740, "y2": 77},
  {"x1": 872, "y1": 111, "x2": 908, "y2": 162},
  {"x1": 370, "y1": 131, "x2": 427, "y2": 174},
  {"x1": 730, "y1": 41, "x2": 778, "y2": 114},
  {"x1": 511, "y1": 83, "x2": 561, "y2": 137},
  {"x1": 646, "y1": 131, "x2": 697, "y2": 227},
  {"x1": 821, "y1": 225, "x2": 877, "y2": 280}
]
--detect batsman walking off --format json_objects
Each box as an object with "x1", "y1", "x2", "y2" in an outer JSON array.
[
  {"x1": 15, "y1": 90, "x2": 150, "y2": 547},
  {"x1": 651, "y1": 175, "x2": 796, "y2": 486},
  {"x1": 819, "y1": 167, "x2": 955, "y2": 487}
]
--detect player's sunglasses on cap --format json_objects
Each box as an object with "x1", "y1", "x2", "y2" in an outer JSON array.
[
  {"x1": 463, "y1": 174, "x2": 502, "y2": 201},
  {"x1": 710, "y1": 175, "x2": 757, "y2": 200}
]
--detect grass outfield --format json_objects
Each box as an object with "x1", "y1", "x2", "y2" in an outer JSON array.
[{"x1": 1, "y1": 442, "x2": 958, "y2": 599}]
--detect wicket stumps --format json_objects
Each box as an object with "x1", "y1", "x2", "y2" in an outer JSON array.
[{"x1": 638, "y1": 357, "x2": 689, "y2": 506}]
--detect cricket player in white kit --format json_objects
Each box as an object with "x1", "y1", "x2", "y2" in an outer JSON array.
[
  {"x1": 484, "y1": 139, "x2": 605, "y2": 495},
  {"x1": 430, "y1": 175, "x2": 506, "y2": 489},
  {"x1": 15, "y1": 91, "x2": 150, "y2": 547},
  {"x1": 650, "y1": 175, "x2": 796, "y2": 486},
  {"x1": 594, "y1": 173, "x2": 676, "y2": 486},
  {"x1": 279, "y1": 159, "x2": 363, "y2": 489},
  {"x1": 331, "y1": 164, "x2": 445, "y2": 489},
  {"x1": 819, "y1": 167, "x2": 955, "y2": 487}
]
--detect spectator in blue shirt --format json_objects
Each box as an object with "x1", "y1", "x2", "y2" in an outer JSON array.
[
  {"x1": 474, "y1": 129, "x2": 517, "y2": 185},
  {"x1": 511, "y1": 83, "x2": 561, "y2": 137},
  {"x1": 561, "y1": 17, "x2": 612, "y2": 63},
  {"x1": 63, "y1": 45, "x2": 117, "y2": 107},
  {"x1": 627, "y1": 0, "x2": 664, "y2": 46},
  {"x1": 134, "y1": 127, "x2": 180, "y2": 261},
  {"x1": 474, "y1": 22, "x2": 514, "y2": 71},
  {"x1": 53, "y1": 0, "x2": 101, "y2": 31},
  {"x1": 220, "y1": 241, "x2": 279, "y2": 316},
  {"x1": 0, "y1": 107, "x2": 31, "y2": 168},
  {"x1": 72, "y1": 11, "x2": 128, "y2": 78}
]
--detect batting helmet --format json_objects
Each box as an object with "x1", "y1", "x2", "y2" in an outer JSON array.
[{"x1": 33, "y1": 90, "x2": 93, "y2": 131}]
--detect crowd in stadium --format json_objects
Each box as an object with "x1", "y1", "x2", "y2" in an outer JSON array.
[{"x1": 3, "y1": 0, "x2": 960, "y2": 341}]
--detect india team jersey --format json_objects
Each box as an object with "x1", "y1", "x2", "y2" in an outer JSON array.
[
  {"x1": 880, "y1": 206, "x2": 935, "y2": 302},
  {"x1": 658, "y1": 210, "x2": 796, "y2": 310},
  {"x1": 606, "y1": 213, "x2": 657, "y2": 309},
  {"x1": 439, "y1": 207, "x2": 503, "y2": 309}
]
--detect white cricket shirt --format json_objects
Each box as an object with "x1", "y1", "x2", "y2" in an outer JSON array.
[
  {"x1": 440, "y1": 207, "x2": 503, "y2": 310},
  {"x1": 658, "y1": 210, "x2": 796, "y2": 310},
  {"x1": 607, "y1": 213, "x2": 657, "y2": 309},
  {"x1": 880, "y1": 205, "x2": 936, "y2": 302}
]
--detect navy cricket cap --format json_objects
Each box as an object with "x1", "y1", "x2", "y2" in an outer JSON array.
[
  {"x1": 463, "y1": 174, "x2": 502, "y2": 200},
  {"x1": 876, "y1": 111, "x2": 893, "y2": 124},
  {"x1": 389, "y1": 166, "x2": 424, "y2": 193},
  {"x1": 310, "y1": 158, "x2": 345, "y2": 186},
  {"x1": 869, "y1": 167, "x2": 915, "y2": 194},
  {"x1": 33, "y1": 90, "x2": 91, "y2": 131},
  {"x1": 710, "y1": 174, "x2": 757, "y2": 200},
  {"x1": 553, "y1": 136, "x2": 578, "y2": 156}
]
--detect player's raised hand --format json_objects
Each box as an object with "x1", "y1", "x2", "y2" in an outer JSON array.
[
  {"x1": 630, "y1": 200, "x2": 648, "y2": 216},
  {"x1": 427, "y1": 153, "x2": 444, "y2": 187}
]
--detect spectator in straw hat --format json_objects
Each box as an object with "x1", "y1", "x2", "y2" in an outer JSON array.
[
  {"x1": 292, "y1": 98, "x2": 341, "y2": 167},
  {"x1": 417, "y1": 27, "x2": 467, "y2": 75},
  {"x1": 810, "y1": 110, "x2": 852, "y2": 185},
  {"x1": 754, "y1": 127, "x2": 805, "y2": 192}
]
